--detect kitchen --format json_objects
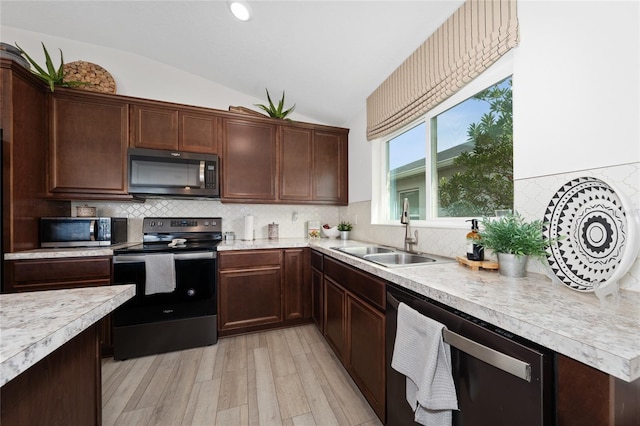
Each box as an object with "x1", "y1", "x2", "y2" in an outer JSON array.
[{"x1": 2, "y1": 1, "x2": 640, "y2": 426}]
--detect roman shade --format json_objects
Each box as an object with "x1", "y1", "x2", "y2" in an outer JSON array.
[{"x1": 366, "y1": 0, "x2": 519, "y2": 141}]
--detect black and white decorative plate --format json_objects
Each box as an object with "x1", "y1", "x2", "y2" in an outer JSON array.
[{"x1": 543, "y1": 177, "x2": 634, "y2": 292}]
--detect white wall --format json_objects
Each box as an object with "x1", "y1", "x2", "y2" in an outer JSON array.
[
  {"x1": 513, "y1": 0, "x2": 640, "y2": 179},
  {"x1": 342, "y1": 0, "x2": 640, "y2": 290},
  {"x1": 345, "y1": 0, "x2": 640, "y2": 202},
  {"x1": 0, "y1": 26, "x2": 322, "y2": 124}
]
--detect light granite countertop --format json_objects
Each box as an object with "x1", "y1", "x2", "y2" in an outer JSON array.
[
  {"x1": 0, "y1": 284, "x2": 135, "y2": 386},
  {"x1": 4, "y1": 238, "x2": 640, "y2": 382}
]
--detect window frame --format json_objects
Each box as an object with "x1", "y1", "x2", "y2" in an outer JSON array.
[{"x1": 372, "y1": 51, "x2": 514, "y2": 229}]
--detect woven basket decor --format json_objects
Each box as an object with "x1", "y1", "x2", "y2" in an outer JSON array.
[{"x1": 63, "y1": 60, "x2": 116, "y2": 94}]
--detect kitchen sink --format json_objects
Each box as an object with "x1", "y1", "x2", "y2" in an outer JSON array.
[
  {"x1": 363, "y1": 252, "x2": 437, "y2": 266},
  {"x1": 334, "y1": 246, "x2": 395, "y2": 256},
  {"x1": 331, "y1": 245, "x2": 453, "y2": 267}
]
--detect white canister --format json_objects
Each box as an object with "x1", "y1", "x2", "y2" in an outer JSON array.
[{"x1": 268, "y1": 223, "x2": 279, "y2": 240}]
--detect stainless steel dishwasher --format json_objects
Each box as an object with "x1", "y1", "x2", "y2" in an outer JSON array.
[{"x1": 386, "y1": 284, "x2": 555, "y2": 425}]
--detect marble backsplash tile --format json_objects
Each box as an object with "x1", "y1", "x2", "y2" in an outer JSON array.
[
  {"x1": 343, "y1": 162, "x2": 640, "y2": 292},
  {"x1": 73, "y1": 163, "x2": 639, "y2": 292},
  {"x1": 71, "y1": 199, "x2": 340, "y2": 242}
]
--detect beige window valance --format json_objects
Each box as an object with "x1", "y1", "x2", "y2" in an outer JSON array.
[{"x1": 366, "y1": 0, "x2": 519, "y2": 141}]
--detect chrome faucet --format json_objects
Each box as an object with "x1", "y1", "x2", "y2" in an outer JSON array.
[{"x1": 401, "y1": 198, "x2": 418, "y2": 252}]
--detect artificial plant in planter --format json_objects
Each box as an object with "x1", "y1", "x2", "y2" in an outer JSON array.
[
  {"x1": 337, "y1": 221, "x2": 353, "y2": 240},
  {"x1": 15, "y1": 42, "x2": 88, "y2": 92},
  {"x1": 255, "y1": 89, "x2": 296, "y2": 120},
  {"x1": 477, "y1": 213, "x2": 553, "y2": 278}
]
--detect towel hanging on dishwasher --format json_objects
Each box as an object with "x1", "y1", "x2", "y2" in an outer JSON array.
[{"x1": 392, "y1": 301, "x2": 458, "y2": 426}]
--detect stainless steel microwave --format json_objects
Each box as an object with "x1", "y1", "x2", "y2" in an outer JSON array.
[
  {"x1": 127, "y1": 148, "x2": 220, "y2": 198},
  {"x1": 40, "y1": 217, "x2": 128, "y2": 248}
]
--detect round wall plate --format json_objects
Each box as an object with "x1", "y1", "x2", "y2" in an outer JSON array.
[{"x1": 543, "y1": 177, "x2": 638, "y2": 292}]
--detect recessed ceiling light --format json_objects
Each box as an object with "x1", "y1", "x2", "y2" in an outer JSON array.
[{"x1": 228, "y1": 1, "x2": 252, "y2": 22}]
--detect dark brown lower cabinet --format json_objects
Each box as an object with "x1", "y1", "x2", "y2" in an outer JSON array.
[
  {"x1": 218, "y1": 249, "x2": 311, "y2": 337},
  {"x1": 2, "y1": 256, "x2": 114, "y2": 356},
  {"x1": 322, "y1": 256, "x2": 386, "y2": 421},
  {"x1": 347, "y1": 294, "x2": 385, "y2": 418},
  {"x1": 0, "y1": 324, "x2": 101, "y2": 426},
  {"x1": 219, "y1": 266, "x2": 282, "y2": 332},
  {"x1": 310, "y1": 250, "x2": 324, "y2": 332},
  {"x1": 324, "y1": 277, "x2": 347, "y2": 359},
  {"x1": 283, "y1": 248, "x2": 310, "y2": 320},
  {"x1": 557, "y1": 354, "x2": 640, "y2": 426}
]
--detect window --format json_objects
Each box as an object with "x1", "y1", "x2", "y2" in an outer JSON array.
[{"x1": 374, "y1": 55, "x2": 513, "y2": 225}]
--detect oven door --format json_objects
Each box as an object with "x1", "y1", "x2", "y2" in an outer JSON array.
[{"x1": 112, "y1": 251, "x2": 216, "y2": 327}]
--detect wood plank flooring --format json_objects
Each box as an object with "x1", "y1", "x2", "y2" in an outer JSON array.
[{"x1": 102, "y1": 324, "x2": 383, "y2": 426}]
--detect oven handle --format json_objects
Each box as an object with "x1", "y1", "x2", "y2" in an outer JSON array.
[
  {"x1": 388, "y1": 293, "x2": 532, "y2": 382},
  {"x1": 113, "y1": 251, "x2": 216, "y2": 263}
]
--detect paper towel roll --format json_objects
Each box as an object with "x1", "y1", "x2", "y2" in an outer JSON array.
[{"x1": 243, "y1": 215, "x2": 254, "y2": 241}]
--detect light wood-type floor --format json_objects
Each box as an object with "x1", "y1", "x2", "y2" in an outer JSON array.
[{"x1": 102, "y1": 324, "x2": 383, "y2": 426}]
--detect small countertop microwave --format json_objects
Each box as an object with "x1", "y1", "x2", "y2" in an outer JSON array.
[
  {"x1": 40, "y1": 217, "x2": 128, "y2": 248},
  {"x1": 127, "y1": 148, "x2": 220, "y2": 198}
]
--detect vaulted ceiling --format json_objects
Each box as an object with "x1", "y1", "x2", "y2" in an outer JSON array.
[{"x1": 1, "y1": 1, "x2": 464, "y2": 125}]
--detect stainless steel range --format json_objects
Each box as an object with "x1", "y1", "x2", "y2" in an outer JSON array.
[{"x1": 112, "y1": 217, "x2": 222, "y2": 360}]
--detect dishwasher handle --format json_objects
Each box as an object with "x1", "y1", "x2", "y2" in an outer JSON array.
[{"x1": 388, "y1": 293, "x2": 532, "y2": 382}]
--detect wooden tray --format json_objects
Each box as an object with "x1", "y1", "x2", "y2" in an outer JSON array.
[{"x1": 456, "y1": 256, "x2": 499, "y2": 271}]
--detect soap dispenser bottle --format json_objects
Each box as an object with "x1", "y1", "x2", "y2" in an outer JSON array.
[{"x1": 466, "y1": 219, "x2": 484, "y2": 261}]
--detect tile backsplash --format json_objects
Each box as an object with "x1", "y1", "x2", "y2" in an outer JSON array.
[
  {"x1": 72, "y1": 199, "x2": 340, "y2": 242},
  {"x1": 74, "y1": 162, "x2": 639, "y2": 292},
  {"x1": 344, "y1": 162, "x2": 640, "y2": 292}
]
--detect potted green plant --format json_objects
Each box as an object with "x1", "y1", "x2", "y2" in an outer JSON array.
[
  {"x1": 337, "y1": 221, "x2": 353, "y2": 240},
  {"x1": 255, "y1": 89, "x2": 296, "y2": 120},
  {"x1": 14, "y1": 42, "x2": 88, "y2": 92},
  {"x1": 477, "y1": 213, "x2": 553, "y2": 278}
]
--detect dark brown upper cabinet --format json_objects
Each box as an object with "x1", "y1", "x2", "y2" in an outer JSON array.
[
  {"x1": 312, "y1": 129, "x2": 348, "y2": 205},
  {"x1": 222, "y1": 118, "x2": 348, "y2": 205},
  {"x1": 130, "y1": 101, "x2": 219, "y2": 154},
  {"x1": 280, "y1": 126, "x2": 313, "y2": 201},
  {"x1": 221, "y1": 117, "x2": 278, "y2": 202},
  {"x1": 279, "y1": 125, "x2": 349, "y2": 205},
  {"x1": 48, "y1": 89, "x2": 131, "y2": 200}
]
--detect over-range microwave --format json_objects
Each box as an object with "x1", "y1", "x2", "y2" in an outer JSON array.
[
  {"x1": 127, "y1": 148, "x2": 220, "y2": 198},
  {"x1": 40, "y1": 217, "x2": 128, "y2": 248}
]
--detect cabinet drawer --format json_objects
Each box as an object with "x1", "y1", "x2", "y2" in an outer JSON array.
[
  {"x1": 11, "y1": 257, "x2": 111, "y2": 282},
  {"x1": 323, "y1": 257, "x2": 386, "y2": 311},
  {"x1": 218, "y1": 250, "x2": 282, "y2": 269}
]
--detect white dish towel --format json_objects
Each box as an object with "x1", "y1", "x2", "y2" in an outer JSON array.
[
  {"x1": 144, "y1": 253, "x2": 176, "y2": 295},
  {"x1": 392, "y1": 302, "x2": 458, "y2": 426}
]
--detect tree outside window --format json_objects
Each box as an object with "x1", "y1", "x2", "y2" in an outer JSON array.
[{"x1": 383, "y1": 77, "x2": 513, "y2": 221}]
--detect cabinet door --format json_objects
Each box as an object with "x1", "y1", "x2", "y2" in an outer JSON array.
[
  {"x1": 218, "y1": 266, "x2": 282, "y2": 332},
  {"x1": 313, "y1": 130, "x2": 348, "y2": 204},
  {"x1": 280, "y1": 126, "x2": 313, "y2": 201},
  {"x1": 311, "y1": 267, "x2": 324, "y2": 332},
  {"x1": 347, "y1": 294, "x2": 386, "y2": 420},
  {"x1": 283, "y1": 248, "x2": 309, "y2": 320},
  {"x1": 324, "y1": 277, "x2": 346, "y2": 360},
  {"x1": 180, "y1": 111, "x2": 218, "y2": 154},
  {"x1": 130, "y1": 104, "x2": 179, "y2": 150},
  {"x1": 222, "y1": 119, "x2": 277, "y2": 201},
  {"x1": 49, "y1": 91, "x2": 129, "y2": 197}
]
